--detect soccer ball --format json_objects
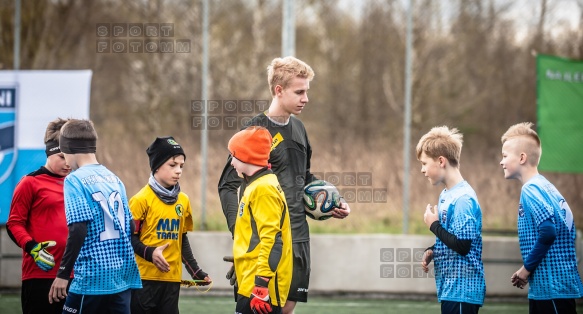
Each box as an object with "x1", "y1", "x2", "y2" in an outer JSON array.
[{"x1": 303, "y1": 180, "x2": 342, "y2": 221}]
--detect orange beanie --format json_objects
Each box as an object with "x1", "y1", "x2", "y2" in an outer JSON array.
[{"x1": 228, "y1": 126, "x2": 272, "y2": 166}]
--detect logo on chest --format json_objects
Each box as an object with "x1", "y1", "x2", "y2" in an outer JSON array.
[
  {"x1": 239, "y1": 202, "x2": 245, "y2": 217},
  {"x1": 271, "y1": 132, "x2": 284, "y2": 151},
  {"x1": 518, "y1": 203, "x2": 525, "y2": 217},
  {"x1": 175, "y1": 204, "x2": 183, "y2": 217},
  {"x1": 440, "y1": 200, "x2": 447, "y2": 224}
]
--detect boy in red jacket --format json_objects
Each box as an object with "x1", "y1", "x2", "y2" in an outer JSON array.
[{"x1": 7, "y1": 118, "x2": 71, "y2": 314}]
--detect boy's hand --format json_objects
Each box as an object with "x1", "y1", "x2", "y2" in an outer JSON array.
[
  {"x1": 421, "y1": 249, "x2": 434, "y2": 273},
  {"x1": 332, "y1": 201, "x2": 350, "y2": 219},
  {"x1": 48, "y1": 277, "x2": 69, "y2": 304},
  {"x1": 201, "y1": 276, "x2": 212, "y2": 285},
  {"x1": 423, "y1": 204, "x2": 439, "y2": 228},
  {"x1": 152, "y1": 243, "x2": 170, "y2": 272},
  {"x1": 192, "y1": 268, "x2": 211, "y2": 284},
  {"x1": 511, "y1": 266, "x2": 530, "y2": 289}
]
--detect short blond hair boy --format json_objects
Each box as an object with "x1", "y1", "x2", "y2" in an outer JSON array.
[
  {"x1": 500, "y1": 122, "x2": 541, "y2": 167},
  {"x1": 500, "y1": 122, "x2": 583, "y2": 313},
  {"x1": 417, "y1": 126, "x2": 486, "y2": 313},
  {"x1": 267, "y1": 56, "x2": 315, "y2": 97},
  {"x1": 416, "y1": 126, "x2": 463, "y2": 168}
]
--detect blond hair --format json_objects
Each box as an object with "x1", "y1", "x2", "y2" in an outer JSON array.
[
  {"x1": 501, "y1": 122, "x2": 541, "y2": 166},
  {"x1": 44, "y1": 118, "x2": 69, "y2": 144},
  {"x1": 267, "y1": 56, "x2": 315, "y2": 96},
  {"x1": 416, "y1": 126, "x2": 463, "y2": 167}
]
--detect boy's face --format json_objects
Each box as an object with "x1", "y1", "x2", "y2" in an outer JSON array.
[
  {"x1": 500, "y1": 139, "x2": 522, "y2": 180},
  {"x1": 46, "y1": 153, "x2": 71, "y2": 176},
  {"x1": 419, "y1": 152, "x2": 444, "y2": 186},
  {"x1": 62, "y1": 153, "x2": 79, "y2": 171},
  {"x1": 154, "y1": 155, "x2": 185, "y2": 188},
  {"x1": 230, "y1": 156, "x2": 244, "y2": 178},
  {"x1": 276, "y1": 77, "x2": 310, "y2": 116}
]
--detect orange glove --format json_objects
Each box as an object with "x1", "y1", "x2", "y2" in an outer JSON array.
[{"x1": 250, "y1": 276, "x2": 271, "y2": 314}]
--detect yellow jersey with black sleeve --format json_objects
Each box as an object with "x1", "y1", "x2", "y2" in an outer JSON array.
[
  {"x1": 129, "y1": 184, "x2": 193, "y2": 282},
  {"x1": 234, "y1": 168, "x2": 293, "y2": 307}
]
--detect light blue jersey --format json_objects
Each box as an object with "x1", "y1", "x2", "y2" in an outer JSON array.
[
  {"x1": 434, "y1": 181, "x2": 485, "y2": 305},
  {"x1": 518, "y1": 175, "x2": 583, "y2": 300},
  {"x1": 64, "y1": 164, "x2": 141, "y2": 295}
]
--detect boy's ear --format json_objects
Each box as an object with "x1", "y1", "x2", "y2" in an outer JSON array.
[
  {"x1": 438, "y1": 156, "x2": 447, "y2": 168},
  {"x1": 275, "y1": 85, "x2": 283, "y2": 96},
  {"x1": 519, "y1": 152, "x2": 528, "y2": 165}
]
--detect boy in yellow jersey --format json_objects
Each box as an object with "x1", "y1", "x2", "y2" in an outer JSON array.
[
  {"x1": 129, "y1": 136, "x2": 211, "y2": 314},
  {"x1": 228, "y1": 126, "x2": 292, "y2": 314}
]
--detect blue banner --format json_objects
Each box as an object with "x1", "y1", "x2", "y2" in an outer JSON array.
[{"x1": 0, "y1": 71, "x2": 92, "y2": 224}]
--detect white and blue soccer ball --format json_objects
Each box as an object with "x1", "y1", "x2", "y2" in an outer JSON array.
[{"x1": 303, "y1": 180, "x2": 342, "y2": 221}]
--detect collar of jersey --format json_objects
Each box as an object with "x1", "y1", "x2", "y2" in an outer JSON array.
[{"x1": 243, "y1": 167, "x2": 272, "y2": 184}]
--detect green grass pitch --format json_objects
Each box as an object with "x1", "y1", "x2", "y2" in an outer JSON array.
[{"x1": 4, "y1": 292, "x2": 577, "y2": 314}]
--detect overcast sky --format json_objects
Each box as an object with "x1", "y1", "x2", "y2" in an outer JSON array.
[{"x1": 333, "y1": 0, "x2": 580, "y2": 43}]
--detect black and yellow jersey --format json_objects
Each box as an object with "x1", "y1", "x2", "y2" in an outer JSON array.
[
  {"x1": 233, "y1": 168, "x2": 292, "y2": 307},
  {"x1": 219, "y1": 113, "x2": 316, "y2": 243},
  {"x1": 129, "y1": 185, "x2": 193, "y2": 282}
]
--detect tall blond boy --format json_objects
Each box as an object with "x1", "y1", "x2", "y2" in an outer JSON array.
[
  {"x1": 500, "y1": 122, "x2": 583, "y2": 314},
  {"x1": 417, "y1": 126, "x2": 485, "y2": 314},
  {"x1": 218, "y1": 56, "x2": 350, "y2": 314}
]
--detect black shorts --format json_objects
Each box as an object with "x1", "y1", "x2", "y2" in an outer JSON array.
[
  {"x1": 441, "y1": 301, "x2": 480, "y2": 314},
  {"x1": 21, "y1": 278, "x2": 69, "y2": 314},
  {"x1": 131, "y1": 280, "x2": 180, "y2": 314},
  {"x1": 529, "y1": 298, "x2": 577, "y2": 314},
  {"x1": 64, "y1": 289, "x2": 131, "y2": 314},
  {"x1": 287, "y1": 241, "x2": 311, "y2": 303},
  {"x1": 235, "y1": 294, "x2": 282, "y2": 314}
]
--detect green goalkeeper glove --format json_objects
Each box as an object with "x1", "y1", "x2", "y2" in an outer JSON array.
[{"x1": 28, "y1": 241, "x2": 56, "y2": 271}]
